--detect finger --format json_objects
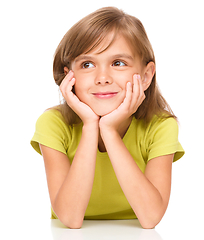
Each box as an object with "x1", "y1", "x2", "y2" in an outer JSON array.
[
  {"x1": 63, "y1": 78, "x2": 81, "y2": 109},
  {"x1": 63, "y1": 78, "x2": 76, "y2": 103},
  {"x1": 138, "y1": 76, "x2": 146, "y2": 102},
  {"x1": 131, "y1": 74, "x2": 146, "y2": 111},
  {"x1": 65, "y1": 78, "x2": 76, "y2": 94},
  {"x1": 122, "y1": 81, "x2": 133, "y2": 108},
  {"x1": 60, "y1": 72, "x2": 75, "y2": 94},
  {"x1": 60, "y1": 70, "x2": 74, "y2": 90},
  {"x1": 60, "y1": 77, "x2": 75, "y2": 100},
  {"x1": 131, "y1": 74, "x2": 140, "y2": 105}
]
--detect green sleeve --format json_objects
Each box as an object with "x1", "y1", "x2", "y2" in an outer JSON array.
[
  {"x1": 30, "y1": 109, "x2": 71, "y2": 156},
  {"x1": 147, "y1": 118, "x2": 185, "y2": 162}
]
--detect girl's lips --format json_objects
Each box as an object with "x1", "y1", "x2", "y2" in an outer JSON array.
[{"x1": 92, "y1": 92, "x2": 118, "y2": 99}]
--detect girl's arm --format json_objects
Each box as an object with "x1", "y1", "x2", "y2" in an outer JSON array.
[
  {"x1": 99, "y1": 75, "x2": 173, "y2": 228},
  {"x1": 40, "y1": 122, "x2": 98, "y2": 229},
  {"x1": 99, "y1": 128, "x2": 173, "y2": 229},
  {"x1": 40, "y1": 71, "x2": 99, "y2": 229}
]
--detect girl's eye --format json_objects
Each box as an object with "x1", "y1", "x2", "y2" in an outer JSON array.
[
  {"x1": 112, "y1": 60, "x2": 126, "y2": 67},
  {"x1": 82, "y1": 62, "x2": 94, "y2": 69}
]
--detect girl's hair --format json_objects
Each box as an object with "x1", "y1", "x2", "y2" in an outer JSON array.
[{"x1": 53, "y1": 7, "x2": 176, "y2": 125}]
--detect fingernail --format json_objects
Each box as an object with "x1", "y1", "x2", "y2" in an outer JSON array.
[{"x1": 136, "y1": 74, "x2": 141, "y2": 80}]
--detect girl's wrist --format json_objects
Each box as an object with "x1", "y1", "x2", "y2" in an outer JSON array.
[
  {"x1": 83, "y1": 121, "x2": 99, "y2": 132},
  {"x1": 99, "y1": 125, "x2": 119, "y2": 141},
  {"x1": 99, "y1": 119, "x2": 118, "y2": 134}
]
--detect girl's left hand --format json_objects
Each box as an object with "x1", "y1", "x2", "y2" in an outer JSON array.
[{"x1": 99, "y1": 74, "x2": 145, "y2": 132}]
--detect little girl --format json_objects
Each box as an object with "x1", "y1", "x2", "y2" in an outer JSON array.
[{"x1": 31, "y1": 7, "x2": 184, "y2": 229}]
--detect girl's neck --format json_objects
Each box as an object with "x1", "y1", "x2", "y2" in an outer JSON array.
[{"x1": 98, "y1": 116, "x2": 133, "y2": 153}]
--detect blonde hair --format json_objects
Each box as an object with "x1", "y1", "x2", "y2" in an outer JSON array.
[{"x1": 53, "y1": 7, "x2": 176, "y2": 125}]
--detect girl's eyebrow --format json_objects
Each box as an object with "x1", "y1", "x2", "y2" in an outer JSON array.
[
  {"x1": 112, "y1": 54, "x2": 134, "y2": 62},
  {"x1": 74, "y1": 55, "x2": 94, "y2": 63},
  {"x1": 74, "y1": 53, "x2": 134, "y2": 63}
]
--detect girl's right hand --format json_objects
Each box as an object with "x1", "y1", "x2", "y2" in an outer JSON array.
[{"x1": 60, "y1": 71, "x2": 99, "y2": 125}]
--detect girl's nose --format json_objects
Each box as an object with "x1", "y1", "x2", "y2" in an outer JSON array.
[{"x1": 95, "y1": 70, "x2": 113, "y2": 85}]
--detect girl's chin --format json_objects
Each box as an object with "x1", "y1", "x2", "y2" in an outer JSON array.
[
  {"x1": 92, "y1": 107, "x2": 116, "y2": 117},
  {"x1": 88, "y1": 99, "x2": 124, "y2": 117}
]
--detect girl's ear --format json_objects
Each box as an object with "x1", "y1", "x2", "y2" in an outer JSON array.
[
  {"x1": 64, "y1": 67, "x2": 69, "y2": 75},
  {"x1": 142, "y1": 62, "x2": 155, "y2": 91}
]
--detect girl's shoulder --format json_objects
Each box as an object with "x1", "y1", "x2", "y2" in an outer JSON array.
[
  {"x1": 31, "y1": 107, "x2": 76, "y2": 155},
  {"x1": 133, "y1": 115, "x2": 184, "y2": 162},
  {"x1": 134, "y1": 114, "x2": 179, "y2": 135},
  {"x1": 35, "y1": 108, "x2": 68, "y2": 131},
  {"x1": 148, "y1": 115, "x2": 178, "y2": 131},
  {"x1": 39, "y1": 107, "x2": 66, "y2": 121}
]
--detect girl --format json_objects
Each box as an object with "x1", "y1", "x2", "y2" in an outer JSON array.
[{"x1": 31, "y1": 7, "x2": 184, "y2": 229}]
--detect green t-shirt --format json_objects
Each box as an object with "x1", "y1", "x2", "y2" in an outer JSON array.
[{"x1": 31, "y1": 109, "x2": 184, "y2": 220}]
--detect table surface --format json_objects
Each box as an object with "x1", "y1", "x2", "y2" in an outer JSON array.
[
  {"x1": 51, "y1": 219, "x2": 162, "y2": 240},
  {"x1": 3, "y1": 216, "x2": 204, "y2": 240}
]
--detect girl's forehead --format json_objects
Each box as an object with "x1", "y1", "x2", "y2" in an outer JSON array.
[
  {"x1": 95, "y1": 32, "x2": 117, "y2": 53},
  {"x1": 81, "y1": 32, "x2": 135, "y2": 57}
]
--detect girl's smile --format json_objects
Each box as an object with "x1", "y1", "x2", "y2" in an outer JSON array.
[
  {"x1": 92, "y1": 91, "x2": 118, "y2": 99},
  {"x1": 71, "y1": 34, "x2": 144, "y2": 116}
]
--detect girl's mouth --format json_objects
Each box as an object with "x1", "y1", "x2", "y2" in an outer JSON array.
[{"x1": 92, "y1": 92, "x2": 118, "y2": 99}]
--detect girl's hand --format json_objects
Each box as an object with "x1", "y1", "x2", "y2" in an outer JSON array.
[
  {"x1": 99, "y1": 74, "x2": 145, "y2": 132},
  {"x1": 60, "y1": 71, "x2": 99, "y2": 125}
]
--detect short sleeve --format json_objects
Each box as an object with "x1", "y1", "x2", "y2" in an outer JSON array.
[
  {"x1": 147, "y1": 117, "x2": 185, "y2": 162},
  {"x1": 30, "y1": 109, "x2": 71, "y2": 155}
]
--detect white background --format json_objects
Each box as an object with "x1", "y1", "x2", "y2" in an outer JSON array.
[{"x1": 1, "y1": 0, "x2": 203, "y2": 239}]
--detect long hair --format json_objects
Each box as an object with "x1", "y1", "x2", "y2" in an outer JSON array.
[{"x1": 53, "y1": 7, "x2": 176, "y2": 125}]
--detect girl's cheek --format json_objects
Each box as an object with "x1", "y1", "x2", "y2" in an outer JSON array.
[
  {"x1": 116, "y1": 73, "x2": 134, "y2": 88},
  {"x1": 74, "y1": 75, "x2": 90, "y2": 98}
]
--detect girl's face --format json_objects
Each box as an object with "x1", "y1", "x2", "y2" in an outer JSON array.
[{"x1": 71, "y1": 34, "x2": 144, "y2": 116}]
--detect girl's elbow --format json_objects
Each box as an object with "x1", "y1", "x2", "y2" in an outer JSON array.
[
  {"x1": 65, "y1": 221, "x2": 83, "y2": 229},
  {"x1": 52, "y1": 205, "x2": 84, "y2": 229},
  {"x1": 141, "y1": 222, "x2": 157, "y2": 229},
  {"x1": 61, "y1": 217, "x2": 84, "y2": 229},
  {"x1": 137, "y1": 207, "x2": 165, "y2": 229},
  {"x1": 54, "y1": 209, "x2": 84, "y2": 229},
  {"x1": 138, "y1": 213, "x2": 162, "y2": 229}
]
